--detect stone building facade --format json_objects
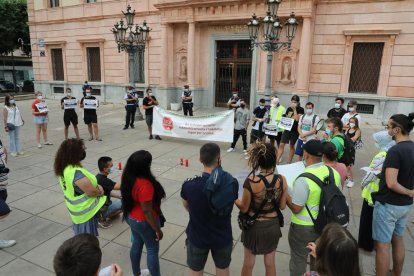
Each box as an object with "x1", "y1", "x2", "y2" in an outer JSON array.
[{"x1": 28, "y1": 0, "x2": 414, "y2": 123}]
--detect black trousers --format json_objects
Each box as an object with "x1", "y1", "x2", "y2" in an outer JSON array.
[
  {"x1": 183, "y1": 103, "x2": 193, "y2": 116},
  {"x1": 231, "y1": 129, "x2": 247, "y2": 150},
  {"x1": 125, "y1": 105, "x2": 137, "y2": 128}
]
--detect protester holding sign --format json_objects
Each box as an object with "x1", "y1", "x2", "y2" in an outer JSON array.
[
  {"x1": 3, "y1": 95, "x2": 25, "y2": 156},
  {"x1": 143, "y1": 88, "x2": 161, "y2": 140},
  {"x1": 277, "y1": 95, "x2": 304, "y2": 164},
  {"x1": 80, "y1": 88, "x2": 101, "y2": 141},
  {"x1": 266, "y1": 96, "x2": 285, "y2": 147},
  {"x1": 250, "y1": 99, "x2": 268, "y2": 144},
  {"x1": 61, "y1": 88, "x2": 80, "y2": 140},
  {"x1": 32, "y1": 91, "x2": 52, "y2": 148}
]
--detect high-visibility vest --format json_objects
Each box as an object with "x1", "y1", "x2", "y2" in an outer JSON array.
[
  {"x1": 291, "y1": 165, "x2": 341, "y2": 226},
  {"x1": 269, "y1": 105, "x2": 285, "y2": 132},
  {"x1": 59, "y1": 165, "x2": 106, "y2": 224},
  {"x1": 361, "y1": 151, "x2": 387, "y2": 206}
]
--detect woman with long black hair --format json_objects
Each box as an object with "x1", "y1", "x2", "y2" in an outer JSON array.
[{"x1": 121, "y1": 150, "x2": 166, "y2": 276}]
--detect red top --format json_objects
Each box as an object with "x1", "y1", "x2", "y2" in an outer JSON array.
[
  {"x1": 129, "y1": 177, "x2": 159, "y2": 221},
  {"x1": 32, "y1": 100, "x2": 48, "y2": 116}
]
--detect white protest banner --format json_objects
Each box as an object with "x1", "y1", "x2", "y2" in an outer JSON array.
[
  {"x1": 264, "y1": 124, "x2": 278, "y2": 136},
  {"x1": 152, "y1": 107, "x2": 234, "y2": 142},
  {"x1": 63, "y1": 99, "x2": 77, "y2": 109},
  {"x1": 84, "y1": 99, "x2": 98, "y2": 109},
  {"x1": 35, "y1": 102, "x2": 48, "y2": 113},
  {"x1": 278, "y1": 117, "x2": 295, "y2": 131},
  {"x1": 276, "y1": 161, "x2": 306, "y2": 194}
]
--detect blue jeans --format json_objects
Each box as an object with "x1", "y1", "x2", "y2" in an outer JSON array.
[
  {"x1": 128, "y1": 216, "x2": 160, "y2": 276},
  {"x1": 9, "y1": 126, "x2": 21, "y2": 154},
  {"x1": 104, "y1": 199, "x2": 122, "y2": 218}
]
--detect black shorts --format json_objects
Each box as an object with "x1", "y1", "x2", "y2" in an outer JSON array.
[
  {"x1": 281, "y1": 130, "x2": 299, "y2": 145},
  {"x1": 0, "y1": 190, "x2": 10, "y2": 216},
  {"x1": 64, "y1": 112, "x2": 78, "y2": 126},
  {"x1": 84, "y1": 114, "x2": 98, "y2": 124},
  {"x1": 145, "y1": 114, "x2": 153, "y2": 127},
  {"x1": 186, "y1": 239, "x2": 232, "y2": 271}
]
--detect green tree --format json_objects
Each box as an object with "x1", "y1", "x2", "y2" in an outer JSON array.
[{"x1": 0, "y1": 0, "x2": 30, "y2": 56}]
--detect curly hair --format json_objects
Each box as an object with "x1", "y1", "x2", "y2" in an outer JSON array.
[
  {"x1": 54, "y1": 139, "x2": 85, "y2": 176},
  {"x1": 247, "y1": 142, "x2": 277, "y2": 176}
]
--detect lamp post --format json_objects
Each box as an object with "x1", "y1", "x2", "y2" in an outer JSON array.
[
  {"x1": 248, "y1": 0, "x2": 298, "y2": 106},
  {"x1": 112, "y1": 5, "x2": 151, "y2": 121}
]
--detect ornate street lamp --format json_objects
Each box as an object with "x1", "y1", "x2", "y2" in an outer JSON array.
[
  {"x1": 248, "y1": 0, "x2": 298, "y2": 106},
  {"x1": 112, "y1": 5, "x2": 151, "y2": 120}
]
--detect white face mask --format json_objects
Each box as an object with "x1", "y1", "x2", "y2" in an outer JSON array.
[
  {"x1": 67, "y1": 92, "x2": 72, "y2": 96},
  {"x1": 349, "y1": 107, "x2": 354, "y2": 112},
  {"x1": 233, "y1": 94, "x2": 238, "y2": 98},
  {"x1": 148, "y1": 92, "x2": 153, "y2": 96},
  {"x1": 9, "y1": 99, "x2": 15, "y2": 105},
  {"x1": 37, "y1": 95, "x2": 43, "y2": 100},
  {"x1": 375, "y1": 142, "x2": 380, "y2": 149},
  {"x1": 86, "y1": 93, "x2": 91, "y2": 97},
  {"x1": 335, "y1": 103, "x2": 341, "y2": 109},
  {"x1": 349, "y1": 123, "x2": 355, "y2": 128}
]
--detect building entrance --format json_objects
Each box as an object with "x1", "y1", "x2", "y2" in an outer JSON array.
[{"x1": 215, "y1": 40, "x2": 252, "y2": 107}]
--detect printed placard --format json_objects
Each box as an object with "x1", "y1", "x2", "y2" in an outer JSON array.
[
  {"x1": 63, "y1": 99, "x2": 77, "y2": 109},
  {"x1": 264, "y1": 124, "x2": 278, "y2": 136},
  {"x1": 35, "y1": 102, "x2": 48, "y2": 113},
  {"x1": 278, "y1": 117, "x2": 295, "y2": 131},
  {"x1": 84, "y1": 99, "x2": 98, "y2": 109}
]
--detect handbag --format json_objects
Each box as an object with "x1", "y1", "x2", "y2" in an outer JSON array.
[
  {"x1": 6, "y1": 123, "x2": 15, "y2": 131},
  {"x1": 354, "y1": 138, "x2": 363, "y2": 150}
]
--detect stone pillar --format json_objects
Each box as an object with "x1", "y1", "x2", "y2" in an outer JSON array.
[
  {"x1": 160, "y1": 23, "x2": 168, "y2": 86},
  {"x1": 187, "y1": 21, "x2": 195, "y2": 87},
  {"x1": 296, "y1": 17, "x2": 312, "y2": 93}
]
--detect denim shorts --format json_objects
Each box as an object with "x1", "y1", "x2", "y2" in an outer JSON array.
[
  {"x1": 33, "y1": 115, "x2": 48, "y2": 125},
  {"x1": 186, "y1": 239, "x2": 232, "y2": 271},
  {"x1": 372, "y1": 201, "x2": 413, "y2": 243}
]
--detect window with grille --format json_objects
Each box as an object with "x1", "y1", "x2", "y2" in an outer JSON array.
[
  {"x1": 53, "y1": 87, "x2": 64, "y2": 93},
  {"x1": 348, "y1": 42, "x2": 384, "y2": 94},
  {"x1": 87, "y1": 47, "x2": 101, "y2": 82},
  {"x1": 51, "y1": 48, "x2": 64, "y2": 81},
  {"x1": 50, "y1": 0, "x2": 59, "y2": 7},
  {"x1": 356, "y1": 104, "x2": 375, "y2": 115},
  {"x1": 86, "y1": 0, "x2": 97, "y2": 3}
]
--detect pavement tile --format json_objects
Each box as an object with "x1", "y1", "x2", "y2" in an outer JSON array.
[
  {"x1": 9, "y1": 189, "x2": 63, "y2": 215},
  {"x1": 5, "y1": 182, "x2": 44, "y2": 203},
  {"x1": 0, "y1": 250, "x2": 16, "y2": 267},
  {"x1": 0, "y1": 209, "x2": 32, "y2": 232},
  {"x1": 0, "y1": 258, "x2": 53, "y2": 276},
  {"x1": 20, "y1": 171, "x2": 60, "y2": 189},
  {"x1": 37, "y1": 202, "x2": 72, "y2": 226}
]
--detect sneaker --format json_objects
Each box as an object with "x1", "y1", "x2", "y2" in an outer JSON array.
[
  {"x1": 98, "y1": 220, "x2": 113, "y2": 229},
  {"x1": 123, "y1": 127, "x2": 128, "y2": 130},
  {"x1": 244, "y1": 155, "x2": 250, "y2": 160},
  {"x1": 346, "y1": 180, "x2": 355, "y2": 188},
  {"x1": 96, "y1": 138, "x2": 103, "y2": 141},
  {"x1": 37, "y1": 144, "x2": 42, "y2": 149},
  {"x1": 0, "y1": 240, "x2": 16, "y2": 249},
  {"x1": 44, "y1": 141, "x2": 53, "y2": 145},
  {"x1": 88, "y1": 137, "x2": 94, "y2": 141},
  {"x1": 227, "y1": 148, "x2": 235, "y2": 153},
  {"x1": 17, "y1": 151, "x2": 25, "y2": 155},
  {"x1": 243, "y1": 149, "x2": 248, "y2": 154},
  {"x1": 140, "y1": 269, "x2": 150, "y2": 276},
  {"x1": 10, "y1": 153, "x2": 17, "y2": 157},
  {"x1": 149, "y1": 135, "x2": 153, "y2": 140},
  {"x1": 130, "y1": 125, "x2": 135, "y2": 129},
  {"x1": 155, "y1": 135, "x2": 162, "y2": 140}
]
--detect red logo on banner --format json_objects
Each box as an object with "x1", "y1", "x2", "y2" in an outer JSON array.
[{"x1": 163, "y1": 116, "x2": 173, "y2": 130}]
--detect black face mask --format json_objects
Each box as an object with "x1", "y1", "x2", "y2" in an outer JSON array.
[
  {"x1": 80, "y1": 150, "x2": 86, "y2": 161},
  {"x1": 240, "y1": 104, "x2": 246, "y2": 108}
]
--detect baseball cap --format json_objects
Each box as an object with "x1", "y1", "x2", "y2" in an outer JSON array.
[{"x1": 303, "y1": 140, "x2": 323, "y2": 157}]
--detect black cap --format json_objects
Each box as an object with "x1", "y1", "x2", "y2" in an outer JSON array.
[{"x1": 303, "y1": 140, "x2": 323, "y2": 157}]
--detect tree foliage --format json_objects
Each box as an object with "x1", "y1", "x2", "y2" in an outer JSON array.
[{"x1": 0, "y1": 0, "x2": 30, "y2": 56}]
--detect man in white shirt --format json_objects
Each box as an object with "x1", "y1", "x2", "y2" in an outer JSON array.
[
  {"x1": 295, "y1": 102, "x2": 320, "y2": 161},
  {"x1": 341, "y1": 100, "x2": 362, "y2": 131}
]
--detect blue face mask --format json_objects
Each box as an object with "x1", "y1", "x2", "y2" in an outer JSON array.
[
  {"x1": 306, "y1": 109, "x2": 313, "y2": 114},
  {"x1": 325, "y1": 129, "x2": 332, "y2": 136},
  {"x1": 109, "y1": 167, "x2": 115, "y2": 174}
]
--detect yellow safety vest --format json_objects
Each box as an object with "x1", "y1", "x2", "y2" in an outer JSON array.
[
  {"x1": 361, "y1": 151, "x2": 387, "y2": 206},
  {"x1": 59, "y1": 165, "x2": 106, "y2": 224},
  {"x1": 269, "y1": 105, "x2": 285, "y2": 133},
  {"x1": 291, "y1": 165, "x2": 341, "y2": 226}
]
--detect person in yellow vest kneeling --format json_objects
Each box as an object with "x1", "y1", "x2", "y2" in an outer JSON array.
[
  {"x1": 54, "y1": 139, "x2": 106, "y2": 236},
  {"x1": 357, "y1": 131, "x2": 395, "y2": 252},
  {"x1": 287, "y1": 140, "x2": 341, "y2": 276}
]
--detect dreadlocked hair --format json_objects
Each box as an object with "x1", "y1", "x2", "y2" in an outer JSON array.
[{"x1": 247, "y1": 142, "x2": 277, "y2": 176}]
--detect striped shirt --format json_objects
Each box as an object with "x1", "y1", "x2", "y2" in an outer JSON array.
[{"x1": 0, "y1": 145, "x2": 8, "y2": 190}]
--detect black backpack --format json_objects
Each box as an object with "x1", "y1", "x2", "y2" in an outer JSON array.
[
  {"x1": 298, "y1": 166, "x2": 349, "y2": 234},
  {"x1": 335, "y1": 134, "x2": 355, "y2": 166}
]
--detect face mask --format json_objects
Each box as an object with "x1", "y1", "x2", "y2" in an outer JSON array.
[
  {"x1": 259, "y1": 105, "x2": 265, "y2": 109},
  {"x1": 335, "y1": 103, "x2": 341, "y2": 109},
  {"x1": 9, "y1": 99, "x2": 15, "y2": 105},
  {"x1": 109, "y1": 167, "x2": 115, "y2": 174},
  {"x1": 349, "y1": 107, "x2": 354, "y2": 112},
  {"x1": 184, "y1": 89, "x2": 189, "y2": 92},
  {"x1": 240, "y1": 103, "x2": 245, "y2": 108},
  {"x1": 375, "y1": 142, "x2": 380, "y2": 149},
  {"x1": 325, "y1": 129, "x2": 332, "y2": 136},
  {"x1": 233, "y1": 94, "x2": 238, "y2": 98},
  {"x1": 67, "y1": 92, "x2": 72, "y2": 96},
  {"x1": 37, "y1": 96, "x2": 43, "y2": 100},
  {"x1": 80, "y1": 150, "x2": 86, "y2": 161},
  {"x1": 349, "y1": 123, "x2": 355, "y2": 128},
  {"x1": 148, "y1": 93, "x2": 153, "y2": 96},
  {"x1": 86, "y1": 93, "x2": 91, "y2": 97},
  {"x1": 306, "y1": 109, "x2": 313, "y2": 114}
]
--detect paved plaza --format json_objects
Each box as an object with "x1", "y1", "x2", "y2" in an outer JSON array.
[{"x1": 0, "y1": 98, "x2": 413, "y2": 276}]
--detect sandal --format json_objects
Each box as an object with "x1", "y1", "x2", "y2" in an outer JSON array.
[
  {"x1": 96, "y1": 138, "x2": 102, "y2": 141},
  {"x1": 88, "y1": 137, "x2": 94, "y2": 141}
]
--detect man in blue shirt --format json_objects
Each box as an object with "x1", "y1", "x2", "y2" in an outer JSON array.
[{"x1": 181, "y1": 143, "x2": 237, "y2": 276}]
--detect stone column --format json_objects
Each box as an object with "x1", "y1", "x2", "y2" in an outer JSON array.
[
  {"x1": 160, "y1": 23, "x2": 168, "y2": 86},
  {"x1": 296, "y1": 16, "x2": 312, "y2": 93},
  {"x1": 187, "y1": 21, "x2": 195, "y2": 87}
]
